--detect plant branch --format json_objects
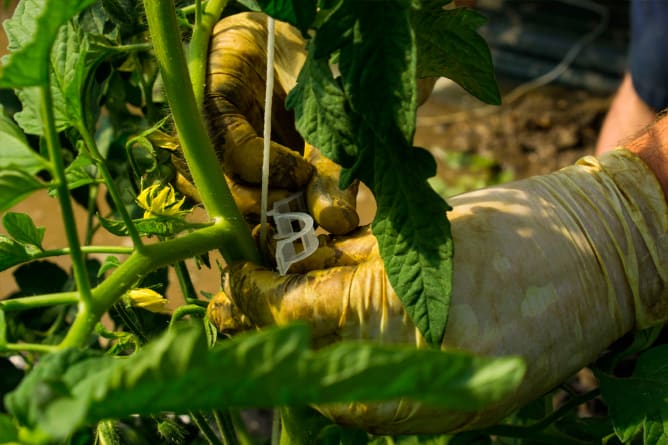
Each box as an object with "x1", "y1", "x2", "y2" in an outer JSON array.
[
  {"x1": 59, "y1": 221, "x2": 233, "y2": 348},
  {"x1": 142, "y1": 0, "x2": 259, "y2": 264},
  {"x1": 40, "y1": 84, "x2": 93, "y2": 307},
  {"x1": 0, "y1": 292, "x2": 79, "y2": 311},
  {"x1": 76, "y1": 123, "x2": 144, "y2": 248}
]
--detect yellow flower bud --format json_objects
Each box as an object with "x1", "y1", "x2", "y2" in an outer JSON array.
[{"x1": 127, "y1": 288, "x2": 168, "y2": 313}]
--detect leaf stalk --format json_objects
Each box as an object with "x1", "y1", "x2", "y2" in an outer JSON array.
[{"x1": 39, "y1": 83, "x2": 93, "y2": 307}]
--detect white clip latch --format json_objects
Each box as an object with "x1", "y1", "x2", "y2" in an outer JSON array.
[{"x1": 267, "y1": 193, "x2": 319, "y2": 275}]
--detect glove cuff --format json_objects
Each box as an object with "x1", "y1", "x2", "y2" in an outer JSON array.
[{"x1": 586, "y1": 148, "x2": 668, "y2": 329}]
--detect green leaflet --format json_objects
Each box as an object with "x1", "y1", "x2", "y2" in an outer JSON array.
[
  {"x1": 288, "y1": 0, "x2": 454, "y2": 346},
  {"x1": 0, "y1": 236, "x2": 32, "y2": 272},
  {"x1": 0, "y1": 0, "x2": 97, "y2": 88},
  {"x1": 286, "y1": 47, "x2": 358, "y2": 167},
  {"x1": 7, "y1": 1, "x2": 113, "y2": 135},
  {"x1": 6, "y1": 324, "x2": 525, "y2": 441},
  {"x1": 0, "y1": 413, "x2": 18, "y2": 442},
  {"x1": 596, "y1": 345, "x2": 668, "y2": 444},
  {"x1": 0, "y1": 170, "x2": 46, "y2": 214},
  {"x1": 257, "y1": 0, "x2": 317, "y2": 34},
  {"x1": 372, "y1": 147, "x2": 452, "y2": 347},
  {"x1": 99, "y1": 215, "x2": 211, "y2": 238},
  {"x1": 2, "y1": 212, "x2": 46, "y2": 250},
  {"x1": 0, "y1": 106, "x2": 50, "y2": 175},
  {"x1": 337, "y1": 0, "x2": 417, "y2": 146},
  {"x1": 412, "y1": 0, "x2": 500, "y2": 105}
]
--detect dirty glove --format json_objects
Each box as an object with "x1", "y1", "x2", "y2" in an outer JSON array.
[
  {"x1": 174, "y1": 12, "x2": 360, "y2": 234},
  {"x1": 208, "y1": 149, "x2": 668, "y2": 434}
]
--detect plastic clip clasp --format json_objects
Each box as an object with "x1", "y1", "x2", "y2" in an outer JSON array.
[{"x1": 267, "y1": 193, "x2": 318, "y2": 275}]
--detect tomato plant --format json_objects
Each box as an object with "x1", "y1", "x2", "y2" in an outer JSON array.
[{"x1": 0, "y1": 0, "x2": 664, "y2": 444}]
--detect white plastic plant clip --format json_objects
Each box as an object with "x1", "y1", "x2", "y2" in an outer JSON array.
[{"x1": 267, "y1": 192, "x2": 319, "y2": 275}]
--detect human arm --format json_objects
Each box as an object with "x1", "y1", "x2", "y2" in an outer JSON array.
[{"x1": 209, "y1": 137, "x2": 668, "y2": 434}]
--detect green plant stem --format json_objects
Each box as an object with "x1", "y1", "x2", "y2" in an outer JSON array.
[
  {"x1": 174, "y1": 261, "x2": 207, "y2": 306},
  {"x1": 3, "y1": 342, "x2": 58, "y2": 354},
  {"x1": 40, "y1": 84, "x2": 93, "y2": 307},
  {"x1": 77, "y1": 123, "x2": 144, "y2": 248},
  {"x1": 190, "y1": 411, "x2": 224, "y2": 445},
  {"x1": 0, "y1": 292, "x2": 79, "y2": 311},
  {"x1": 212, "y1": 409, "x2": 240, "y2": 445},
  {"x1": 59, "y1": 221, "x2": 231, "y2": 348},
  {"x1": 169, "y1": 304, "x2": 206, "y2": 327},
  {"x1": 143, "y1": 0, "x2": 258, "y2": 265},
  {"x1": 188, "y1": 0, "x2": 230, "y2": 107},
  {"x1": 33, "y1": 245, "x2": 133, "y2": 260}
]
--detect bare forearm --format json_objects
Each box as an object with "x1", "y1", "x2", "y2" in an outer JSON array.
[{"x1": 625, "y1": 111, "x2": 668, "y2": 201}]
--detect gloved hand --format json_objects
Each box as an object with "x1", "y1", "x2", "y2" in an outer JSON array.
[
  {"x1": 174, "y1": 12, "x2": 360, "y2": 234},
  {"x1": 208, "y1": 149, "x2": 668, "y2": 434}
]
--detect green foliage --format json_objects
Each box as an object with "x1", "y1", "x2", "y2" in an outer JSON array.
[
  {"x1": 0, "y1": 0, "x2": 659, "y2": 444},
  {"x1": 2, "y1": 212, "x2": 45, "y2": 250},
  {"x1": 6, "y1": 323, "x2": 524, "y2": 441},
  {"x1": 283, "y1": 0, "x2": 500, "y2": 347},
  {"x1": 597, "y1": 345, "x2": 668, "y2": 444},
  {"x1": 0, "y1": 0, "x2": 97, "y2": 88}
]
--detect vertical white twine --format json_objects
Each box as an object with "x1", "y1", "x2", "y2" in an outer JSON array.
[{"x1": 260, "y1": 16, "x2": 276, "y2": 246}]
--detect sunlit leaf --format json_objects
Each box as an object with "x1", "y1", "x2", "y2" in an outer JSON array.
[
  {"x1": 0, "y1": 0, "x2": 97, "y2": 87},
  {"x1": 0, "y1": 235, "x2": 32, "y2": 272},
  {"x1": 2, "y1": 212, "x2": 45, "y2": 249},
  {"x1": 6, "y1": 324, "x2": 524, "y2": 441},
  {"x1": 597, "y1": 345, "x2": 668, "y2": 444},
  {"x1": 411, "y1": 0, "x2": 500, "y2": 105}
]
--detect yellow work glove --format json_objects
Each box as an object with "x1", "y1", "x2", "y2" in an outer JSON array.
[
  {"x1": 208, "y1": 149, "x2": 668, "y2": 434},
  {"x1": 174, "y1": 12, "x2": 359, "y2": 234}
]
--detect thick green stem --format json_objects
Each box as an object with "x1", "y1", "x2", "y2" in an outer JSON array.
[
  {"x1": 77, "y1": 123, "x2": 144, "y2": 248},
  {"x1": 40, "y1": 84, "x2": 93, "y2": 307},
  {"x1": 59, "y1": 221, "x2": 232, "y2": 348},
  {"x1": 143, "y1": 0, "x2": 258, "y2": 264},
  {"x1": 188, "y1": 0, "x2": 230, "y2": 107}
]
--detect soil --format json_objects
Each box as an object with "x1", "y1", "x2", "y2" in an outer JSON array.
[{"x1": 416, "y1": 79, "x2": 611, "y2": 184}]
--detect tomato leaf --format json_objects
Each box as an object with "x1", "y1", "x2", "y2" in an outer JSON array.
[
  {"x1": 99, "y1": 215, "x2": 210, "y2": 238},
  {"x1": 0, "y1": 413, "x2": 18, "y2": 442},
  {"x1": 0, "y1": 0, "x2": 97, "y2": 88},
  {"x1": 372, "y1": 146, "x2": 453, "y2": 347},
  {"x1": 8, "y1": 2, "x2": 114, "y2": 135},
  {"x1": 0, "y1": 170, "x2": 46, "y2": 213},
  {"x1": 2, "y1": 212, "x2": 46, "y2": 250},
  {"x1": 411, "y1": 0, "x2": 500, "y2": 105},
  {"x1": 257, "y1": 0, "x2": 318, "y2": 34},
  {"x1": 596, "y1": 345, "x2": 668, "y2": 444},
  {"x1": 286, "y1": 46, "x2": 358, "y2": 167},
  {"x1": 288, "y1": 0, "x2": 454, "y2": 346},
  {"x1": 0, "y1": 106, "x2": 50, "y2": 175},
  {"x1": 6, "y1": 324, "x2": 524, "y2": 441},
  {"x1": 337, "y1": 0, "x2": 417, "y2": 146},
  {"x1": 0, "y1": 235, "x2": 32, "y2": 272}
]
